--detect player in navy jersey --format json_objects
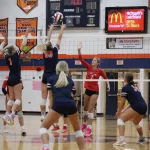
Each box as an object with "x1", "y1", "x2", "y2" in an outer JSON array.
[
  {"x1": 77, "y1": 42, "x2": 110, "y2": 137},
  {"x1": 39, "y1": 61, "x2": 85, "y2": 150},
  {"x1": 114, "y1": 73, "x2": 147, "y2": 146},
  {"x1": 39, "y1": 24, "x2": 66, "y2": 126},
  {"x1": 0, "y1": 28, "x2": 30, "y2": 126}
]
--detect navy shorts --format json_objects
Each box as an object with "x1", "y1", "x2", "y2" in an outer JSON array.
[
  {"x1": 7, "y1": 75, "x2": 21, "y2": 86},
  {"x1": 85, "y1": 89, "x2": 99, "y2": 96},
  {"x1": 42, "y1": 72, "x2": 55, "y2": 84},
  {"x1": 132, "y1": 102, "x2": 147, "y2": 115},
  {"x1": 52, "y1": 100, "x2": 77, "y2": 115}
]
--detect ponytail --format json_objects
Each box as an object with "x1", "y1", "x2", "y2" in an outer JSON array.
[{"x1": 55, "y1": 71, "x2": 69, "y2": 88}]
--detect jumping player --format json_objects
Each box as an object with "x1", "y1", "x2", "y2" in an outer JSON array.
[
  {"x1": 1, "y1": 28, "x2": 30, "y2": 126},
  {"x1": 39, "y1": 61, "x2": 85, "y2": 150},
  {"x1": 1, "y1": 76, "x2": 26, "y2": 136},
  {"x1": 77, "y1": 42, "x2": 110, "y2": 136},
  {"x1": 114, "y1": 73, "x2": 147, "y2": 146},
  {"x1": 40, "y1": 24, "x2": 66, "y2": 127}
]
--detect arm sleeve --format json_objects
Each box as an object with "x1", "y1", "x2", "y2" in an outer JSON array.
[
  {"x1": 121, "y1": 87, "x2": 128, "y2": 98},
  {"x1": 2, "y1": 80, "x2": 7, "y2": 95},
  {"x1": 53, "y1": 44, "x2": 60, "y2": 51},
  {"x1": 78, "y1": 54, "x2": 90, "y2": 69},
  {"x1": 99, "y1": 69, "x2": 108, "y2": 79}
]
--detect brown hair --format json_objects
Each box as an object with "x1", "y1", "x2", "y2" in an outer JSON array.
[{"x1": 125, "y1": 73, "x2": 134, "y2": 85}]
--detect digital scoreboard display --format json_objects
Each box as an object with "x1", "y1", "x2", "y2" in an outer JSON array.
[
  {"x1": 105, "y1": 6, "x2": 148, "y2": 33},
  {"x1": 46, "y1": 0, "x2": 100, "y2": 28}
]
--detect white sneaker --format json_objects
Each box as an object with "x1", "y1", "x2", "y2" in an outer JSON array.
[
  {"x1": 1, "y1": 126, "x2": 8, "y2": 133},
  {"x1": 113, "y1": 139, "x2": 127, "y2": 146},
  {"x1": 41, "y1": 115, "x2": 45, "y2": 122},
  {"x1": 136, "y1": 137, "x2": 147, "y2": 144}
]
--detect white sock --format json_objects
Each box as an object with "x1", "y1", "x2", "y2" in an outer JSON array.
[
  {"x1": 5, "y1": 112, "x2": 9, "y2": 115},
  {"x1": 21, "y1": 126, "x2": 25, "y2": 130},
  {"x1": 63, "y1": 124, "x2": 67, "y2": 127},
  {"x1": 87, "y1": 125, "x2": 92, "y2": 129},
  {"x1": 83, "y1": 122, "x2": 87, "y2": 125},
  {"x1": 43, "y1": 144, "x2": 49, "y2": 148},
  {"x1": 41, "y1": 111, "x2": 46, "y2": 116},
  {"x1": 120, "y1": 136, "x2": 124, "y2": 140},
  {"x1": 139, "y1": 136, "x2": 143, "y2": 140},
  {"x1": 12, "y1": 111, "x2": 15, "y2": 115},
  {"x1": 53, "y1": 123, "x2": 58, "y2": 127}
]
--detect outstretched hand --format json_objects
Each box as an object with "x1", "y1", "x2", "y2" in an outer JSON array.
[{"x1": 77, "y1": 42, "x2": 83, "y2": 49}]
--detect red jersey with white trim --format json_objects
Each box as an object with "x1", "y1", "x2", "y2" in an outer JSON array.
[{"x1": 79, "y1": 55, "x2": 108, "y2": 92}]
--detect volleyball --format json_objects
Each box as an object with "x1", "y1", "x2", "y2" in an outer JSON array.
[{"x1": 54, "y1": 12, "x2": 63, "y2": 24}]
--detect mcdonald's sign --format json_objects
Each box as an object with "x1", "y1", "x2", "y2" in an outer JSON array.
[
  {"x1": 105, "y1": 7, "x2": 148, "y2": 33},
  {"x1": 110, "y1": 13, "x2": 123, "y2": 23}
]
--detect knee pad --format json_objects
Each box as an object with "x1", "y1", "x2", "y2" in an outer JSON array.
[
  {"x1": 75, "y1": 130, "x2": 83, "y2": 138},
  {"x1": 39, "y1": 128, "x2": 48, "y2": 135},
  {"x1": 83, "y1": 111, "x2": 88, "y2": 116},
  {"x1": 7, "y1": 100, "x2": 14, "y2": 106},
  {"x1": 88, "y1": 113, "x2": 94, "y2": 119},
  {"x1": 40, "y1": 98, "x2": 47, "y2": 106},
  {"x1": 18, "y1": 111, "x2": 23, "y2": 118},
  {"x1": 14, "y1": 99, "x2": 21, "y2": 105},
  {"x1": 134, "y1": 124, "x2": 141, "y2": 129},
  {"x1": 63, "y1": 113, "x2": 68, "y2": 118},
  {"x1": 117, "y1": 119, "x2": 125, "y2": 126}
]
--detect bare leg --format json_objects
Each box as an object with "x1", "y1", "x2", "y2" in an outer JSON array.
[{"x1": 69, "y1": 113, "x2": 85, "y2": 150}]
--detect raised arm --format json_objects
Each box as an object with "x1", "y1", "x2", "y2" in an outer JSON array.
[
  {"x1": 46, "y1": 24, "x2": 54, "y2": 43},
  {"x1": 20, "y1": 27, "x2": 31, "y2": 51},
  {"x1": 77, "y1": 42, "x2": 90, "y2": 69},
  {"x1": 0, "y1": 36, "x2": 7, "y2": 54},
  {"x1": 56, "y1": 24, "x2": 66, "y2": 46}
]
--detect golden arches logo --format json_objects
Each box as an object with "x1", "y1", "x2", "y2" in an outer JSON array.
[{"x1": 110, "y1": 13, "x2": 123, "y2": 23}]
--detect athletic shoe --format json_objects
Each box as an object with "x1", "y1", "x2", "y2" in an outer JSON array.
[
  {"x1": 2, "y1": 115, "x2": 11, "y2": 125},
  {"x1": 136, "y1": 137, "x2": 147, "y2": 144},
  {"x1": 81, "y1": 124, "x2": 87, "y2": 132},
  {"x1": 62, "y1": 125, "x2": 68, "y2": 133},
  {"x1": 7, "y1": 114, "x2": 15, "y2": 125},
  {"x1": 41, "y1": 115, "x2": 45, "y2": 122},
  {"x1": 21, "y1": 128, "x2": 27, "y2": 136},
  {"x1": 84, "y1": 127, "x2": 92, "y2": 137},
  {"x1": 51, "y1": 125, "x2": 60, "y2": 132},
  {"x1": 1, "y1": 126, "x2": 8, "y2": 133},
  {"x1": 113, "y1": 139, "x2": 127, "y2": 146}
]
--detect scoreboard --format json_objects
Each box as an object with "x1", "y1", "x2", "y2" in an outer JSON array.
[{"x1": 46, "y1": 0, "x2": 100, "y2": 28}]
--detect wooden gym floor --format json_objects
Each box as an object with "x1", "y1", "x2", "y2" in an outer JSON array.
[{"x1": 0, "y1": 115, "x2": 149, "y2": 150}]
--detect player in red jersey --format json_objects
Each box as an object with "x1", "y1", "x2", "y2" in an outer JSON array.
[
  {"x1": 1, "y1": 76, "x2": 26, "y2": 136},
  {"x1": 77, "y1": 42, "x2": 110, "y2": 137}
]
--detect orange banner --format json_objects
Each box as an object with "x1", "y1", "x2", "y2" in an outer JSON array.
[
  {"x1": 16, "y1": 18, "x2": 38, "y2": 54},
  {"x1": 0, "y1": 18, "x2": 8, "y2": 47},
  {"x1": 17, "y1": 0, "x2": 38, "y2": 14}
]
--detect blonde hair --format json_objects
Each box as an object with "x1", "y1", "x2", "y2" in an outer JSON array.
[{"x1": 55, "y1": 61, "x2": 69, "y2": 88}]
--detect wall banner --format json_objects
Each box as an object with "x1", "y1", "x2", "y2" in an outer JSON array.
[
  {"x1": 16, "y1": 17, "x2": 38, "y2": 54},
  {"x1": 0, "y1": 18, "x2": 8, "y2": 47},
  {"x1": 17, "y1": 0, "x2": 38, "y2": 14},
  {"x1": 106, "y1": 37, "x2": 143, "y2": 49}
]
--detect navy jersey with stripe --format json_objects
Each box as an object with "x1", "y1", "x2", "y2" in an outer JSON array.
[
  {"x1": 43, "y1": 44, "x2": 59, "y2": 73},
  {"x1": 5, "y1": 49, "x2": 21, "y2": 76},
  {"x1": 121, "y1": 83, "x2": 146, "y2": 106},
  {"x1": 47, "y1": 75, "x2": 75, "y2": 101}
]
